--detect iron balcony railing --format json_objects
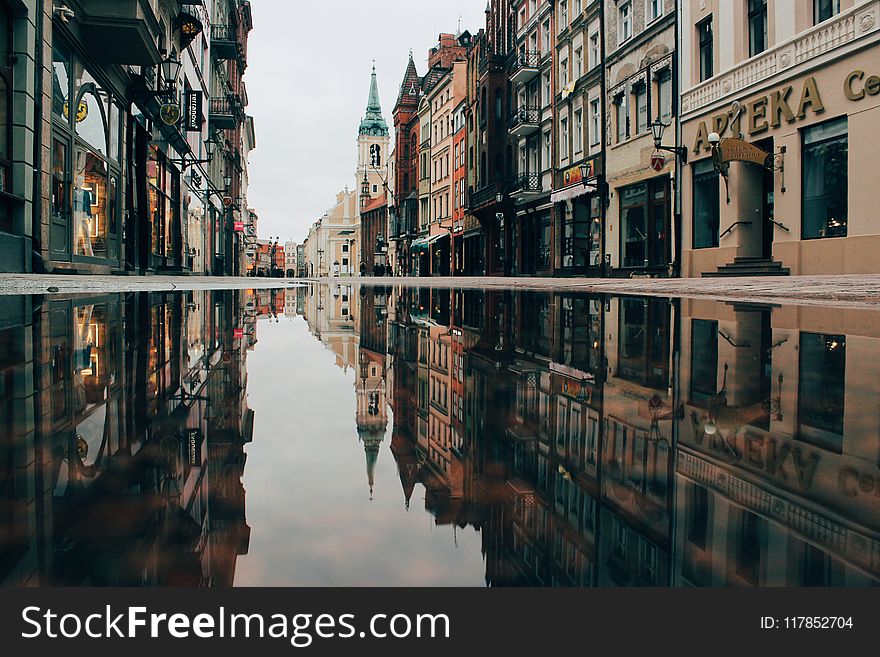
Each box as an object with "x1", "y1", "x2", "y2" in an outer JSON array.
[
  {"x1": 469, "y1": 180, "x2": 510, "y2": 210},
  {"x1": 512, "y1": 173, "x2": 541, "y2": 194},
  {"x1": 510, "y1": 50, "x2": 540, "y2": 73},
  {"x1": 508, "y1": 105, "x2": 540, "y2": 131}
]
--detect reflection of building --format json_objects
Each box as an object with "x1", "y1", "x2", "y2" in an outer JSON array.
[{"x1": 0, "y1": 290, "x2": 252, "y2": 586}]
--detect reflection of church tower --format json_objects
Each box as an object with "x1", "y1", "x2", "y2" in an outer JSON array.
[
  {"x1": 356, "y1": 348, "x2": 388, "y2": 499},
  {"x1": 356, "y1": 63, "x2": 391, "y2": 201}
]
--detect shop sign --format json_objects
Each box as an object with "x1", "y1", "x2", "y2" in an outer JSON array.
[
  {"x1": 718, "y1": 138, "x2": 771, "y2": 166},
  {"x1": 562, "y1": 158, "x2": 597, "y2": 186},
  {"x1": 184, "y1": 90, "x2": 203, "y2": 132},
  {"x1": 234, "y1": 221, "x2": 245, "y2": 232},
  {"x1": 692, "y1": 76, "x2": 824, "y2": 153},
  {"x1": 160, "y1": 102, "x2": 182, "y2": 126},
  {"x1": 233, "y1": 328, "x2": 244, "y2": 340},
  {"x1": 650, "y1": 151, "x2": 666, "y2": 172}
]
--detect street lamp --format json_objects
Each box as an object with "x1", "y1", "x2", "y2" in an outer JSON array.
[
  {"x1": 649, "y1": 116, "x2": 688, "y2": 163},
  {"x1": 223, "y1": 171, "x2": 233, "y2": 191},
  {"x1": 160, "y1": 52, "x2": 183, "y2": 92}
]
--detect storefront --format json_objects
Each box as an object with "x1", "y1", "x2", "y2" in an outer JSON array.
[
  {"x1": 50, "y1": 44, "x2": 126, "y2": 272},
  {"x1": 552, "y1": 159, "x2": 603, "y2": 276},
  {"x1": 680, "y1": 8, "x2": 880, "y2": 277}
]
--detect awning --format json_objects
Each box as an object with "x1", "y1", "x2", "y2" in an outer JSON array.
[
  {"x1": 551, "y1": 179, "x2": 598, "y2": 204},
  {"x1": 410, "y1": 233, "x2": 446, "y2": 251}
]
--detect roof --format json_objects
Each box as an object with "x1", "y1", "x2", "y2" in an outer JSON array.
[{"x1": 362, "y1": 196, "x2": 388, "y2": 213}]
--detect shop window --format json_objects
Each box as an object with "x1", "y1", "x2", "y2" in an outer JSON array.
[
  {"x1": 798, "y1": 332, "x2": 845, "y2": 452},
  {"x1": 814, "y1": 0, "x2": 840, "y2": 24},
  {"x1": 690, "y1": 319, "x2": 718, "y2": 404},
  {"x1": 692, "y1": 158, "x2": 720, "y2": 248},
  {"x1": 748, "y1": 0, "x2": 768, "y2": 57},
  {"x1": 698, "y1": 17, "x2": 714, "y2": 82},
  {"x1": 802, "y1": 118, "x2": 847, "y2": 239},
  {"x1": 0, "y1": 4, "x2": 12, "y2": 231},
  {"x1": 620, "y1": 178, "x2": 670, "y2": 268},
  {"x1": 148, "y1": 147, "x2": 181, "y2": 259},
  {"x1": 538, "y1": 213, "x2": 551, "y2": 269}
]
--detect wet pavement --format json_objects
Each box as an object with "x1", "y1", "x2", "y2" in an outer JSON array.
[{"x1": 1, "y1": 284, "x2": 878, "y2": 587}]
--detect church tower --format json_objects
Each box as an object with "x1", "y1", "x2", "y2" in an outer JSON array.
[{"x1": 357, "y1": 63, "x2": 391, "y2": 202}]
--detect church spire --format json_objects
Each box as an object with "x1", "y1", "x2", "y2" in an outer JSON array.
[{"x1": 359, "y1": 62, "x2": 389, "y2": 137}]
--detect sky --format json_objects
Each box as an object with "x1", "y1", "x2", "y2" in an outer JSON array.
[{"x1": 245, "y1": 1, "x2": 488, "y2": 244}]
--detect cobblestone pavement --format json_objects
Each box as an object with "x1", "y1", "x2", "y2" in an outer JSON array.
[{"x1": 2, "y1": 273, "x2": 880, "y2": 307}]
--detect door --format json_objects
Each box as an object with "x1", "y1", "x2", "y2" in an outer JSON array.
[
  {"x1": 50, "y1": 137, "x2": 71, "y2": 262},
  {"x1": 757, "y1": 138, "x2": 774, "y2": 260},
  {"x1": 649, "y1": 177, "x2": 671, "y2": 268}
]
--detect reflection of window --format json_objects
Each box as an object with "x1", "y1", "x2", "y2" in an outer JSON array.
[
  {"x1": 612, "y1": 517, "x2": 627, "y2": 560},
  {"x1": 686, "y1": 482, "x2": 709, "y2": 549},
  {"x1": 690, "y1": 319, "x2": 718, "y2": 404},
  {"x1": 618, "y1": 297, "x2": 670, "y2": 389},
  {"x1": 798, "y1": 332, "x2": 845, "y2": 452},
  {"x1": 736, "y1": 510, "x2": 763, "y2": 585},
  {"x1": 803, "y1": 118, "x2": 847, "y2": 239},
  {"x1": 693, "y1": 159, "x2": 720, "y2": 248}
]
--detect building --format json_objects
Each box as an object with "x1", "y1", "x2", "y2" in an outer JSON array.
[
  {"x1": 603, "y1": 0, "x2": 678, "y2": 277},
  {"x1": 284, "y1": 239, "x2": 298, "y2": 277},
  {"x1": 551, "y1": 0, "x2": 606, "y2": 277},
  {"x1": 680, "y1": 0, "x2": 880, "y2": 277},
  {"x1": 303, "y1": 189, "x2": 360, "y2": 277}
]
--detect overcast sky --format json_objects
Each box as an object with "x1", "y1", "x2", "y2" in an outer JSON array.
[{"x1": 245, "y1": 1, "x2": 487, "y2": 244}]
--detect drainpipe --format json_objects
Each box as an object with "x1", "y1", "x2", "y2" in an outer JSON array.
[
  {"x1": 32, "y1": 0, "x2": 45, "y2": 273},
  {"x1": 672, "y1": 0, "x2": 683, "y2": 278},
  {"x1": 599, "y1": 0, "x2": 608, "y2": 278}
]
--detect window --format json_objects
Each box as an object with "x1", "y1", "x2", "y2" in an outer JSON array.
[
  {"x1": 633, "y1": 84, "x2": 648, "y2": 134},
  {"x1": 657, "y1": 70, "x2": 673, "y2": 123},
  {"x1": 543, "y1": 130, "x2": 552, "y2": 168},
  {"x1": 543, "y1": 71, "x2": 551, "y2": 106},
  {"x1": 574, "y1": 109, "x2": 583, "y2": 154},
  {"x1": 615, "y1": 94, "x2": 629, "y2": 143},
  {"x1": 561, "y1": 0, "x2": 568, "y2": 28},
  {"x1": 560, "y1": 58, "x2": 568, "y2": 86},
  {"x1": 803, "y1": 118, "x2": 847, "y2": 239},
  {"x1": 814, "y1": 0, "x2": 840, "y2": 24},
  {"x1": 575, "y1": 47, "x2": 583, "y2": 79},
  {"x1": 748, "y1": 0, "x2": 768, "y2": 57},
  {"x1": 692, "y1": 159, "x2": 720, "y2": 248},
  {"x1": 619, "y1": 2, "x2": 633, "y2": 42},
  {"x1": 575, "y1": 0, "x2": 582, "y2": 17},
  {"x1": 589, "y1": 33, "x2": 600, "y2": 69},
  {"x1": 590, "y1": 99, "x2": 600, "y2": 146},
  {"x1": 542, "y1": 20, "x2": 551, "y2": 54},
  {"x1": 698, "y1": 17, "x2": 714, "y2": 81},
  {"x1": 798, "y1": 332, "x2": 846, "y2": 452},
  {"x1": 560, "y1": 117, "x2": 569, "y2": 160}
]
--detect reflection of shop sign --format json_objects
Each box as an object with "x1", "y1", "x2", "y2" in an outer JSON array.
[
  {"x1": 233, "y1": 221, "x2": 245, "y2": 232},
  {"x1": 233, "y1": 328, "x2": 244, "y2": 339},
  {"x1": 184, "y1": 90, "x2": 203, "y2": 132},
  {"x1": 718, "y1": 138, "x2": 770, "y2": 166},
  {"x1": 160, "y1": 102, "x2": 182, "y2": 126},
  {"x1": 63, "y1": 100, "x2": 89, "y2": 123},
  {"x1": 187, "y1": 429, "x2": 201, "y2": 467},
  {"x1": 691, "y1": 431, "x2": 819, "y2": 492},
  {"x1": 693, "y1": 76, "x2": 824, "y2": 153},
  {"x1": 562, "y1": 159, "x2": 596, "y2": 186}
]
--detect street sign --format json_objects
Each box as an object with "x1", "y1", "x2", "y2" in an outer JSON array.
[{"x1": 650, "y1": 151, "x2": 666, "y2": 172}]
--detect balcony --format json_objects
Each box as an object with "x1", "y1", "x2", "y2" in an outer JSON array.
[
  {"x1": 510, "y1": 173, "x2": 541, "y2": 197},
  {"x1": 209, "y1": 96, "x2": 241, "y2": 130},
  {"x1": 77, "y1": 0, "x2": 162, "y2": 65},
  {"x1": 469, "y1": 181, "x2": 509, "y2": 211},
  {"x1": 211, "y1": 23, "x2": 240, "y2": 60},
  {"x1": 508, "y1": 105, "x2": 540, "y2": 137},
  {"x1": 510, "y1": 50, "x2": 541, "y2": 84}
]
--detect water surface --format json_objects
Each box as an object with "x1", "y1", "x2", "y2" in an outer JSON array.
[{"x1": 1, "y1": 286, "x2": 877, "y2": 587}]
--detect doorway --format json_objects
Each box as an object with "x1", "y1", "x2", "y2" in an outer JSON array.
[{"x1": 756, "y1": 138, "x2": 774, "y2": 260}]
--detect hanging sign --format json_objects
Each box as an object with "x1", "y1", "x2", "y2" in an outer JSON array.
[
  {"x1": 234, "y1": 221, "x2": 245, "y2": 232},
  {"x1": 184, "y1": 90, "x2": 203, "y2": 132},
  {"x1": 233, "y1": 328, "x2": 245, "y2": 340},
  {"x1": 650, "y1": 151, "x2": 666, "y2": 172},
  {"x1": 719, "y1": 138, "x2": 770, "y2": 166},
  {"x1": 160, "y1": 102, "x2": 182, "y2": 126}
]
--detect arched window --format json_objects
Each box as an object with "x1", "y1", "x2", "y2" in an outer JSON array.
[{"x1": 370, "y1": 143, "x2": 381, "y2": 167}]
